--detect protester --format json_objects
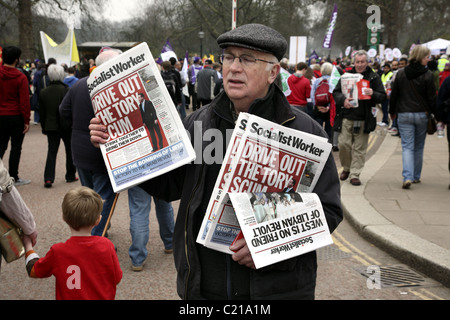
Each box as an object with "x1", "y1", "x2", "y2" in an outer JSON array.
[
  {"x1": 287, "y1": 62, "x2": 311, "y2": 114},
  {"x1": 59, "y1": 49, "x2": 119, "y2": 237},
  {"x1": 32, "y1": 58, "x2": 57, "y2": 124},
  {"x1": 127, "y1": 186, "x2": 174, "y2": 271},
  {"x1": 333, "y1": 50, "x2": 386, "y2": 186},
  {"x1": 173, "y1": 59, "x2": 187, "y2": 119},
  {"x1": 90, "y1": 23, "x2": 343, "y2": 300},
  {"x1": 63, "y1": 67, "x2": 79, "y2": 88},
  {"x1": 389, "y1": 45, "x2": 437, "y2": 189},
  {"x1": 391, "y1": 60, "x2": 399, "y2": 72},
  {"x1": 438, "y1": 54, "x2": 449, "y2": 72},
  {"x1": 196, "y1": 59, "x2": 219, "y2": 107},
  {"x1": 310, "y1": 62, "x2": 334, "y2": 143},
  {"x1": 379, "y1": 63, "x2": 393, "y2": 127},
  {"x1": 161, "y1": 60, "x2": 182, "y2": 116},
  {"x1": 388, "y1": 57, "x2": 409, "y2": 136},
  {"x1": 188, "y1": 56, "x2": 203, "y2": 111},
  {"x1": 0, "y1": 158, "x2": 37, "y2": 272},
  {"x1": 23, "y1": 186, "x2": 122, "y2": 300},
  {"x1": 436, "y1": 74, "x2": 450, "y2": 189},
  {"x1": 0, "y1": 46, "x2": 32, "y2": 186},
  {"x1": 439, "y1": 63, "x2": 450, "y2": 88},
  {"x1": 39, "y1": 64, "x2": 77, "y2": 188}
]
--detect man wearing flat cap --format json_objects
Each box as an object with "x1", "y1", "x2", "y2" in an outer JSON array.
[{"x1": 90, "y1": 24, "x2": 342, "y2": 300}]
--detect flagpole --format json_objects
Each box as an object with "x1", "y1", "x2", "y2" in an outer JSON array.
[{"x1": 232, "y1": 0, "x2": 237, "y2": 29}]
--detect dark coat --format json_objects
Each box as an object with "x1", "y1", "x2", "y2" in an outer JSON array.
[
  {"x1": 39, "y1": 81, "x2": 69, "y2": 134},
  {"x1": 140, "y1": 84, "x2": 343, "y2": 300},
  {"x1": 59, "y1": 77, "x2": 107, "y2": 173},
  {"x1": 333, "y1": 66, "x2": 386, "y2": 133},
  {"x1": 437, "y1": 76, "x2": 450, "y2": 123},
  {"x1": 389, "y1": 62, "x2": 437, "y2": 116}
]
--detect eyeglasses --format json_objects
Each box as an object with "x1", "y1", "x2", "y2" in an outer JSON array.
[{"x1": 220, "y1": 53, "x2": 276, "y2": 67}]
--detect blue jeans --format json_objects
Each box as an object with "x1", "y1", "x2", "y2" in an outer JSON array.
[
  {"x1": 397, "y1": 112, "x2": 428, "y2": 182},
  {"x1": 77, "y1": 168, "x2": 116, "y2": 236},
  {"x1": 128, "y1": 186, "x2": 174, "y2": 266},
  {"x1": 177, "y1": 94, "x2": 187, "y2": 120}
]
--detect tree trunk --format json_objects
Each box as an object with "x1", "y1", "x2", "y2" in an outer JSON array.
[{"x1": 18, "y1": 0, "x2": 35, "y2": 60}]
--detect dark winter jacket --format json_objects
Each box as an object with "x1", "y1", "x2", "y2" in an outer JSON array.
[
  {"x1": 59, "y1": 77, "x2": 107, "y2": 173},
  {"x1": 39, "y1": 81, "x2": 69, "y2": 134},
  {"x1": 333, "y1": 66, "x2": 386, "y2": 131},
  {"x1": 140, "y1": 84, "x2": 343, "y2": 300},
  {"x1": 437, "y1": 76, "x2": 450, "y2": 124},
  {"x1": 389, "y1": 62, "x2": 437, "y2": 116}
]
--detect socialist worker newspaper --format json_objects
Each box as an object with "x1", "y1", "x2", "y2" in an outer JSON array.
[
  {"x1": 228, "y1": 192, "x2": 333, "y2": 269},
  {"x1": 87, "y1": 43, "x2": 195, "y2": 193},
  {"x1": 196, "y1": 113, "x2": 249, "y2": 246},
  {"x1": 197, "y1": 113, "x2": 332, "y2": 254}
]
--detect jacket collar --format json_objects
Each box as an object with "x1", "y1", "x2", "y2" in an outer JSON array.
[{"x1": 212, "y1": 84, "x2": 296, "y2": 126}]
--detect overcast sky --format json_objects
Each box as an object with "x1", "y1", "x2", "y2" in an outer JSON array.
[{"x1": 104, "y1": 0, "x2": 145, "y2": 22}]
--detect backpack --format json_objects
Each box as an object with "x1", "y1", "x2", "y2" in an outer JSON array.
[
  {"x1": 161, "y1": 71, "x2": 176, "y2": 101},
  {"x1": 314, "y1": 79, "x2": 331, "y2": 106}
]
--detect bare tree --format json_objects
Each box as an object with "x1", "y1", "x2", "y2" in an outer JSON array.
[{"x1": 0, "y1": 0, "x2": 101, "y2": 59}]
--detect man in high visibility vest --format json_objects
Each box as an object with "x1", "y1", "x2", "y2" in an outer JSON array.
[
  {"x1": 438, "y1": 54, "x2": 449, "y2": 72},
  {"x1": 378, "y1": 63, "x2": 393, "y2": 126}
]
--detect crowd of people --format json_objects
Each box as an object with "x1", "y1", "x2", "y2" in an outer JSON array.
[
  {"x1": 271, "y1": 48, "x2": 450, "y2": 189},
  {"x1": 1, "y1": 22, "x2": 449, "y2": 300}
]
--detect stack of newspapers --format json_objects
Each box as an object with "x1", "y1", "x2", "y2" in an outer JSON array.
[{"x1": 196, "y1": 113, "x2": 334, "y2": 269}]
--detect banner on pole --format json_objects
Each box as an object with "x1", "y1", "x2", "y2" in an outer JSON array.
[
  {"x1": 40, "y1": 29, "x2": 80, "y2": 67},
  {"x1": 322, "y1": 3, "x2": 338, "y2": 49}
]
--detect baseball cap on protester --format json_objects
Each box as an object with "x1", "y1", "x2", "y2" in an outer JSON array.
[{"x1": 217, "y1": 24, "x2": 288, "y2": 61}]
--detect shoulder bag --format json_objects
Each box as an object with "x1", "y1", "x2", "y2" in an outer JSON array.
[{"x1": 409, "y1": 79, "x2": 437, "y2": 135}]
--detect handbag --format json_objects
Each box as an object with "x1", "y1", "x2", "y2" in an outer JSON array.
[
  {"x1": 0, "y1": 211, "x2": 25, "y2": 263},
  {"x1": 427, "y1": 113, "x2": 437, "y2": 135},
  {"x1": 409, "y1": 79, "x2": 437, "y2": 135}
]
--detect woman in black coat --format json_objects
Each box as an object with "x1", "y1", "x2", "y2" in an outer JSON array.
[
  {"x1": 437, "y1": 76, "x2": 450, "y2": 188},
  {"x1": 389, "y1": 45, "x2": 437, "y2": 189},
  {"x1": 39, "y1": 64, "x2": 77, "y2": 187}
]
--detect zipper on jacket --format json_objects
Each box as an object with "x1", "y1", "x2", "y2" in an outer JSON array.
[
  {"x1": 280, "y1": 116, "x2": 296, "y2": 126},
  {"x1": 183, "y1": 163, "x2": 205, "y2": 299}
]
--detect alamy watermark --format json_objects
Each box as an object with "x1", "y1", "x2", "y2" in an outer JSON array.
[
  {"x1": 366, "y1": 5, "x2": 381, "y2": 31},
  {"x1": 366, "y1": 265, "x2": 382, "y2": 290}
]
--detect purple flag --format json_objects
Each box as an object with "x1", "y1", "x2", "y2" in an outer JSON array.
[
  {"x1": 323, "y1": 4, "x2": 338, "y2": 49},
  {"x1": 157, "y1": 39, "x2": 176, "y2": 64}
]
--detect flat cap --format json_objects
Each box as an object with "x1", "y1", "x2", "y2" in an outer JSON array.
[{"x1": 217, "y1": 24, "x2": 287, "y2": 61}]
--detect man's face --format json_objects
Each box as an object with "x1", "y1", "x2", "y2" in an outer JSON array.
[
  {"x1": 138, "y1": 95, "x2": 144, "y2": 104},
  {"x1": 222, "y1": 46, "x2": 279, "y2": 111},
  {"x1": 399, "y1": 60, "x2": 407, "y2": 69},
  {"x1": 391, "y1": 61, "x2": 399, "y2": 70},
  {"x1": 354, "y1": 55, "x2": 368, "y2": 73}
]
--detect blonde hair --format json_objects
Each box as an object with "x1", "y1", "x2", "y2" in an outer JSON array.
[
  {"x1": 321, "y1": 62, "x2": 333, "y2": 76},
  {"x1": 62, "y1": 187, "x2": 103, "y2": 231},
  {"x1": 409, "y1": 45, "x2": 430, "y2": 64}
]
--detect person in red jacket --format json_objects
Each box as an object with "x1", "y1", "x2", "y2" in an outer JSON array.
[
  {"x1": 0, "y1": 46, "x2": 31, "y2": 186},
  {"x1": 23, "y1": 186, "x2": 122, "y2": 300},
  {"x1": 439, "y1": 63, "x2": 450, "y2": 88},
  {"x1": 287, "y1": 62, "x2": 311, "y2": 114}
]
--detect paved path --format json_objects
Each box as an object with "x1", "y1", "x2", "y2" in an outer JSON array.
[{"x1": 341, "y1": 128, "x2": 450, "y2": 286}]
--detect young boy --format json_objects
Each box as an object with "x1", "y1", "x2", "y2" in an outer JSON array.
[{"x1": 23, "y1": 187, "x2": 122, "y2": 300}]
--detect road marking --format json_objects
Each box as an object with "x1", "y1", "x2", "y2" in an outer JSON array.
[{"x1": 333, "y1": 231, "x2": 381, "y2": 266}]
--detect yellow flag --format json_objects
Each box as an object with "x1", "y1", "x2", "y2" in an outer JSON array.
[{"x1": 40, "y1": 29, "x2": 79, "y2": 66}]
